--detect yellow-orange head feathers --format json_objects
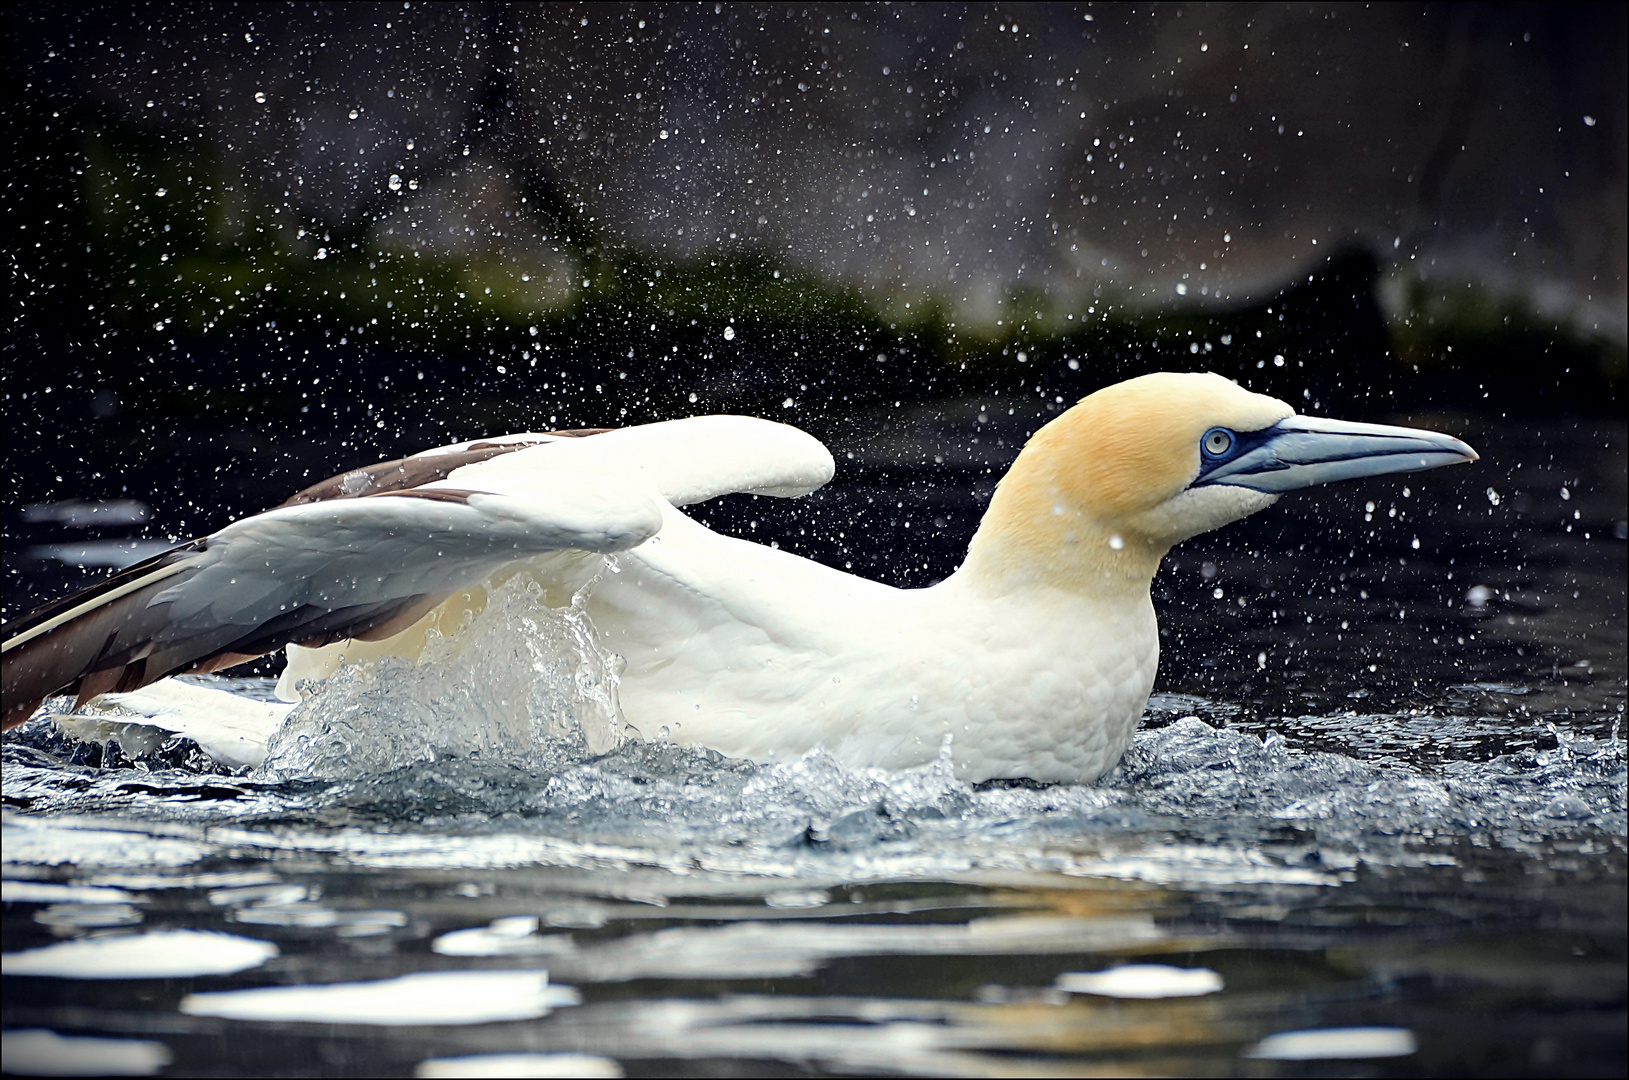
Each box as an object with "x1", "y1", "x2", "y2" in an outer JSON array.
[{"x1": 958, "y1": 372, "x2": 1474, "y2": 596}]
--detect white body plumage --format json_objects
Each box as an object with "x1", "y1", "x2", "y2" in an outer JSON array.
[{"x1": 588, "y1": 506, "x2": 1160, "y2": 783}]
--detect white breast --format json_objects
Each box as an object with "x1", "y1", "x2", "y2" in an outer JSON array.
[{"x1": 585, "y1": 507, "x2": 1160, "y2": 784}]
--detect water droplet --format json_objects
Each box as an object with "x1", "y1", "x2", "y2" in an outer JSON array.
[
  {"x1": 253, "y1": 91, "x2": 266, "y2": 103},
  {"x1": 388, "y1": 174, "x2": 402, "y2": 191},
  {"x1": 723, "y1": 325, "x2": 735, "y2": 341}
]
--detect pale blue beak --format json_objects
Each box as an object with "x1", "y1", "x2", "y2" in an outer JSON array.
[{"x1": 1196, "y1": 415, "x2": 1479, "y2": 493}]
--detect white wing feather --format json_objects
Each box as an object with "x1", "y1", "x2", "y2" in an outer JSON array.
[
  {"x1": 142, "y1": 414, "x2": 833, "y2": 647},
  {"x1": 264, "y1": 417, "x2": 834, "y2": 704},
  {"x1": 438, "y1": 416, "x2": 835, "y2": 504}
]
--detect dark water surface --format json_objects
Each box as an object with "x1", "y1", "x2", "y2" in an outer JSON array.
[{"x1": 3, "y1": 405, "x2": 1624, "y2": 1077}]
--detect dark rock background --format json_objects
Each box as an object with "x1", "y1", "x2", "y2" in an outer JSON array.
[{"x1": 11, "y1": 2, "x2": 1624, "y2": 335}]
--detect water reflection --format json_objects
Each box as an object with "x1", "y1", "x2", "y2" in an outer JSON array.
[
  {"x1": 550, "y1": 912, "x2": 1163, "y2": 983},
  {"x1": 1245, "y1": 1027, "x2": 1418, "y2": 1060},
  {"x1": 1056, "y1": 964, "x2": 1225, "y2": 999},
  {"x1": 32, "y1": 902, "x2": 143, "y2": 934},
  {"x1": 433, "y1": 917, "x2": 575, "y2": 957},
  {"x1": 180, "y1": 970, "x2": 579, "y2": 1026},
  {"x1": 2, "y1": 929, "x2": 277, "y2": 979},
  {"x1": 0, "y1": 881, "x2": 135, "y2": 905},
  {"x1": 415, "y1": 1053, "x2": 622, "y2": 1079},
  {"x1": 0, "y1": 1029, "x2": 172, "y2": 1077}
]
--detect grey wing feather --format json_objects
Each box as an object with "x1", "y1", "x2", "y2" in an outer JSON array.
[{"x1": 2, "y1": 477, "x2": 660, "y2": 729}]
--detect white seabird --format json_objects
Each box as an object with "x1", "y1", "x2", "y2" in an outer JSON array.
[{"x1": 1, "y1": 372, "x2": 1476, "y2": 782}]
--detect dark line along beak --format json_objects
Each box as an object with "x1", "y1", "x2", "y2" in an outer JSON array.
[{"x1": 1197, "y1": 416, "x2": 1479, "y2": 493}]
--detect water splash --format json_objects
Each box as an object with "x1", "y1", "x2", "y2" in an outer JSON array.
[{"x1": 259, "y1": 575, "x2": 625, "y2": 781}]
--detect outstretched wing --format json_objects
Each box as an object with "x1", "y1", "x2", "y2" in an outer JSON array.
[
  {"x1": 424, "y1": 415, "x2": 836, "y2": 505},
  {"x1": 2, "y1": 415, "x2": 834, "y2": 728}
]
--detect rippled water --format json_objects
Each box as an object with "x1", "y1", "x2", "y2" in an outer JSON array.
[{"x1": 4, "y1": 413, "x2": 1625, "y2": 1077}]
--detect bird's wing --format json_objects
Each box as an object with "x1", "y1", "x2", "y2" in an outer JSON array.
[
  {"x1": 2, "y1": 415, "x2": 832, "y2": 729},
  {"x1": 429, "y1": 415, "x2": 835, "y2": 505},
  {"x1": 1, "y1": 478, "x2": 661, "y2": 728}
]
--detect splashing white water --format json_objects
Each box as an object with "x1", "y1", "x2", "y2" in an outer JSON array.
[{"x1": 259, "y1": 575, "x2": 625, "y2": 780}]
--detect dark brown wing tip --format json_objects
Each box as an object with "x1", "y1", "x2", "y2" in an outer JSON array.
[
  {"x1": 277, "y1": 428, "x2": 614, "y2": 509},
  {"x1": 526, "y1": 428, "x2": 613, "y2": 439},
  {"x1": 1, "y1": 539, "x2": 207, "y2": 645}
]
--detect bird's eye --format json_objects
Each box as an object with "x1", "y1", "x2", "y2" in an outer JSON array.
[{"x1": 1202, "y1": 428, "x2": 1234, "y2": 457}]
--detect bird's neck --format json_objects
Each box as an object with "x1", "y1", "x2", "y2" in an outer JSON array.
[{"x1": 952, "y1": 467, "x2": 1168, "y2": 601}]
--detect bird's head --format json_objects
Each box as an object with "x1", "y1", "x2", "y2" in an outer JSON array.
[{"x1": 963, "y1": 372, "x2": 1477, "y2": 594}]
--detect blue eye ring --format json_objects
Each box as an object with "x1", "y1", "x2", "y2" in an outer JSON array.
[{"x1": 1202, "y1": 427, "x2": 1235, "y2": 458}]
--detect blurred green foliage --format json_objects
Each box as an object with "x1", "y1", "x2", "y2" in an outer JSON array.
[{"x1": 17, "y1": 115, "x2": 1626, "y2": 408}]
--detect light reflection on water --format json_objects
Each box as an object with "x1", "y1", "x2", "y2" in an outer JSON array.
[
  {"x1": 0, "y1": 1029, "x2": 173, "y2": 1078},
  {"x1": 180, "y1": 971, "x2": 578, "y2": 1026},
  {"x1": 2, "y1": 419, "x2": 1625, "y2": 1076},
  {"x1": 2, "y1": 929, "x2": 278, "y2": 979}
]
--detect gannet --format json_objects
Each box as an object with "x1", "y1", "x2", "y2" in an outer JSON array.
[{"x1": 1, "y1": 372, "x2": 1476, "y2": 782}]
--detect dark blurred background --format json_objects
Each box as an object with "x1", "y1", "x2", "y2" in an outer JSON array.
[{"x1": 4, "y1": 2, "x2": 1626, "y2": 619}]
